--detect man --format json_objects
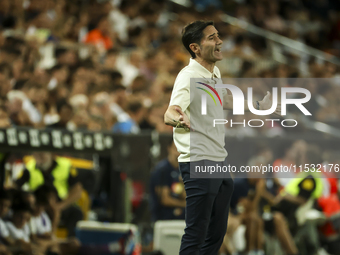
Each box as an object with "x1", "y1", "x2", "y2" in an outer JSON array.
[
  {"x1": 15, "y1": 152, "x2": 83, "y2": 237},
  {"x1": 149, "y1": 141, "x2": 185, "y2": 222},
  {"x1": 5, "y1": 203, "x2": 34, "y2": 254},
  {"x1": 84, "y1": 16, "x2": 114, "y2": 52},
  {"x1": 230, "y1": 176, "x2": 299, "y2": 255},
  {"x1": 274, "y1": 145, "x2": 324, "y2": 255},
  {"x1": 164, "y1": 20, "x2": 279, "y2": 255},
  {"x1": 32, "y1": 185, "x2": 80, "y2": 255},
  {"x1": 0, "y1": 190, "x2": 13, "y2": 255},
  {"x1": 112, "y1": 99, "x2": 144, "y2": 134},
  {"x1": 46, "y1": 100, "x2": 73, "y2": 129}
]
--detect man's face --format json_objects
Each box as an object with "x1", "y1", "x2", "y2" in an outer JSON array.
[
  {"x1": 33, "y1": 152, "x2": 53, "y2": 171},
  {"x1": 59, "y1": 105, "x2": 73, "y2": 124},
  {"x1": 13, "y1": 211, "x2": 31, "y2": 229},
  {"x1": 0, "y1": 199, "x2": 11, "y2": 218},
  {"x1": 0, "y1": 76, "x2": 10, "y2": 97},
  {"x1": 104, "y1": 54, "x2": 117, "y2": 68},
  {"x1": 195, "y1": 25, "x2": 223, "y2": 63},
  {"x1": 113, "y1": 89, "x2": 126, "y2": 105},
  {"x1": 99, "y1": 19, "x2": 110, "y2": 35}
]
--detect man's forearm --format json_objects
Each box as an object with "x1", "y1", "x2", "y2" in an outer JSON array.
[
  {"x1": 59, "y1": 183, "x2": 83, "y2": 210},
  {"x1": 282, "y1": 194, "x2": 307, "y2": 205},
  {"x1": 159, "y1": 187, "x2": 186, "y2": 208},
  {"x1": 161, "y1": 196, "x2": 186, "y2": 208},
  {"x1": 164, "y1": 105, "x2": 182, "y2": 127}
]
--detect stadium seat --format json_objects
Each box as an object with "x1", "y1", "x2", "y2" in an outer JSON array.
[
  {"x1": 153, "y1": 220, "x2": 185, "y2": 255},
  {"x1": 76, "y1": 221, "x2": 141, "y2": 255}
]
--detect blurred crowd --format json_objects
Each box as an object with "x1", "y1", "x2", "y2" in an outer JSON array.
[
  {"x1": 0, "y1": 151, "x2": 138, "y2": 255},
  {"x1": 0, "y1": 0, "x2": 340, "y2": 135},
  {"x1": 0, "y1": 186, "x2": 81, "y2": 255},
  {"x1": 219, "y1": 140, "x2": 340, "y2": 255},
  {"x1": 150, "y1": 139, "x2": 340, "y2": 255}
]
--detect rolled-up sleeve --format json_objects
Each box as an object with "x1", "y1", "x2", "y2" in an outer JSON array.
[{"x1": 169, "y1": 71, "x2": 192, "y2": 112}]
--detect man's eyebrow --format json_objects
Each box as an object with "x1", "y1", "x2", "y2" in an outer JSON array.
[{"x1": 208, "y1": 32, "x2": 220, "y2": 38}]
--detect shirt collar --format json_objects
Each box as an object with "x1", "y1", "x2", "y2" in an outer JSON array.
[{"x1": 188, "y1": 58, "x2": 219, "y2": 78}]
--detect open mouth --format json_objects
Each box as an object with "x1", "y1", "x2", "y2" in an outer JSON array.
[{"x1": 215, "y1": 48, "x2": 221, "y2": 53}]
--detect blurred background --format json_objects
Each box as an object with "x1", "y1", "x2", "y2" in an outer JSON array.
[{"x1": 0, "y1": 0, "x2": 340, "y2": 254}]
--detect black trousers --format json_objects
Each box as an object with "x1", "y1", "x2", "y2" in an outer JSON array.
[{"x1": 179, "y1": 160, "x2": 234, "y2": 255}]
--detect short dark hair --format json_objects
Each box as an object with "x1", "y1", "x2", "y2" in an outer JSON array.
[
  {"x1": 106, "y1": 48, "x2": 119, "y2": 56},
  {"x1": 2, "y1": 16, "x2": 16, "y2": 29},
  {"x1": 110, "y1": 70, "x2": 122, "y2": 81},
  {"x1": 0, "y1": 190, "x2": 11, "y2": 201},
  {"x1": 55, "y1": 47, "x2": 68, "y2": 58},
  {"x1": 11, "y1": 202, "x2": 32, "y2": 214},
  {"x1": 127, "y1": 101, "x2": 143, "y2": 114},
  {"x1": 56, "y1": 99, "x2": 72, "y2": 113},
  {"x1": 13, "y1": 79, "x2": 28, "y2": 90},
  {"x1": 182, "y1": 20, "x2": 214, "y2": 59}
]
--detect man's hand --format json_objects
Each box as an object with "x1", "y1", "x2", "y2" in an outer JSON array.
[
  {"x1": 271, "y1": 194, "x2": 284, "y2": 206},
  {"x1": 175, "y1": 107, "x2": 191, "y2": 131},
  {"x1": 164, "y1": 105, "x2": 192, "y2": 131},
  {"x1": 259, "y1": 91, "x2": 282, "y2": 116}
]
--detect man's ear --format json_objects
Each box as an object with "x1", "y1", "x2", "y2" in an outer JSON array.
[{"x1": 189, "y1": 43, "x2": 200, "y2": 56}]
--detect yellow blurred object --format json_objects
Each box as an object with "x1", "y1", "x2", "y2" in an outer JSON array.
[
  {"x1": 301, "y1": 179, "x2": 314, "y2": 191},
  {"x1": 76, "y1": 190, "x2": 91, "y2": 220},
  {"x1": 68, "y1": 158, "x2": 93, "y2": 170},
  {"x1": 23, "y1": 155, "x2": 33, "y2": 164},
  {"x1": 23, "y1": 155, "x2": 94, "y2": 170},
  {"x1": 55, "y1": 227, "x2": 68, "y2": 239}
]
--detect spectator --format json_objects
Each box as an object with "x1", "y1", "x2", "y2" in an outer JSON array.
[
  {"x1": 274, "y1": 145, "x2": 325, "y2": 255},
  {"x1": 229, "y1": 176, "x2": 265, "y2": 255},
  {"x1": 47, "y1": 64, "x2": 70, "y2": 90},
  {"x1": 54, "y1": 47, "x2": 78, "y2": 67},
  {"x1": 116, "y1": 50, "x2": 142, "y2": 87},
  {"x1": 0, "y1": 190, "x2": 12, "y2": 255},
  {"x1": 84, "y1": 16, "x2": 114, "y2": 53},
  {"x1": 46, "y1": 100, "x2": 73, "y2": 129},
  {"x1": 112, "y1": 99, "x2": 145, "y2": 134},
  {"x1": 149, "y1": 140, "x2": 185, "y2": 222},
  {"x1": 90, "y1": 91, "x2": 115, "y2": 130},
  {"x1": 32, "y1": 185, "x2": 80, "y2": 255},
  {"x1": 0, "y1": 104, "x2": 10, "y2": 128},
  {"x1": 273, "y1": 140, "x2": 307, "y2": 187},
  {"x1": 230, "y1": 174, "x2": 299, "y2": 255},
  {"x1": 14, "y1": 152, "x2": 83, "y2": 237},
  {"x1": 5, "y1": 203, "x2": 36, "y2": 255},
  {"x1": 102, "y1": 48, "x2": 119, "y2": 71}
]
